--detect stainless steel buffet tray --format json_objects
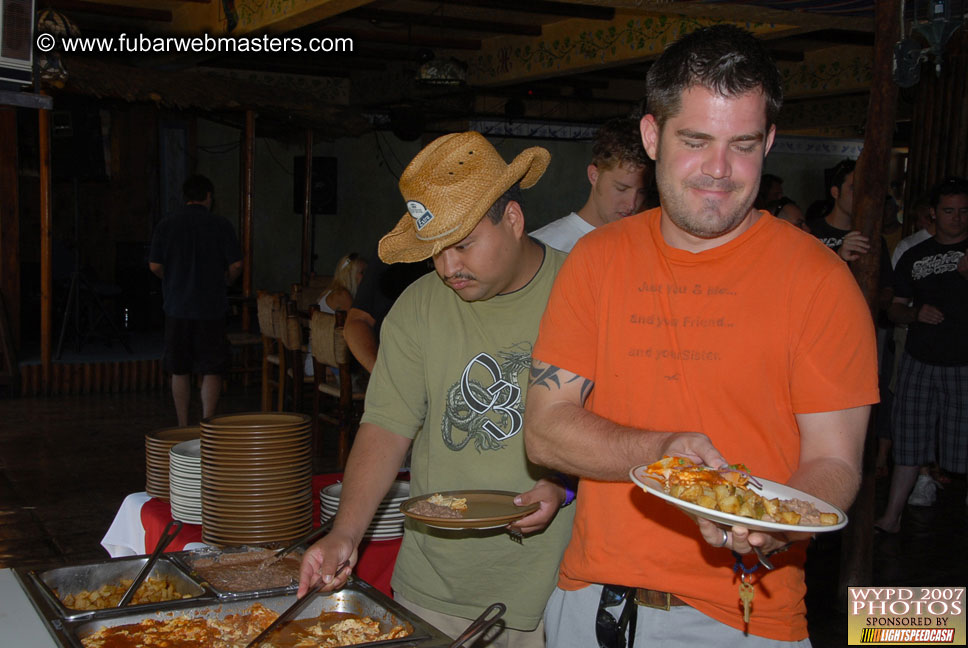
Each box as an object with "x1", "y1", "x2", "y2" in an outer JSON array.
[
  {"x1": 15, "y1": 566, "x2": 451, "y2": 648},
  {"x1": 168, "y1": 546, "x2": 301, "y2": 600},
  {"x1": 24, "y1": 555, "x2": 212, "y2": 621}
]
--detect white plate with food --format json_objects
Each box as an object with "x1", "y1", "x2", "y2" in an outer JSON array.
[
  {"x1": 630, "y1": 460, "x2": 848, "y2": 534},
  {"x1": 400, "y1": 490, "x2": 539, "y2": 530}
]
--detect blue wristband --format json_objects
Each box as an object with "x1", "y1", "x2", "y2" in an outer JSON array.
[{"x1": 552, "y1": 472, "x2": 577, "y2": 507}]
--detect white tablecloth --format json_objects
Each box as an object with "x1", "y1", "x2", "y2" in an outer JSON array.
[{"x1": 100, "y1": 492, "x2": 207, "y2": 557}]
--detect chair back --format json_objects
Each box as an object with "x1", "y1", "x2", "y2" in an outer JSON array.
[
  {"x1": 256, "y1": 291, "x2": 282, "y2": 339},
  {"x1": 278, "y1": 298, "x2": 305, "y2": 352},
  {"x1": 309, "y1": 309, "x2": 349, "y2": 368}
]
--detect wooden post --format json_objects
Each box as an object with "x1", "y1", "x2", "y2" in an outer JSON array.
[
  {"x1": 301, "y1": 130, "x2": 314, "y2": 285},
  {"x1": 838, "y1": 0, "x2": 899, "y2": 597},
  {"x1": 39, "y1": 106, "x2": 53, "y2": 394},
  {"x1": 903, "y1": 28, "x2": 968, "y2": 215},
  {"x1": 0, "y1": 109, "x2": 20, "y2": 351},
  {"x1": 301, "y1": 131, "x2": 314, "y2": 285},
  {"x1": 240, "y1": 110, "x2": 255, "y2": 332}
]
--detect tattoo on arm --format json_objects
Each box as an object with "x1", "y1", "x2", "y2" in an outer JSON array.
[
  {"x1": 529, "y1": 363, "x2": 561, "y2": 390},
  {"x1": 567, "y1": 374, "x2": 594, "y2": 403},
  {"x1": 529, "y1": 363, "x2": 594, "y2": 403}
]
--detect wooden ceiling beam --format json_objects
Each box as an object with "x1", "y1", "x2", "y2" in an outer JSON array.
[
  {"x1": 348, "y1": 8, "x2": 543, "y2": 36},
  {"x1": 550, "y1": 0, "x2": 874, "y2": 32},
  {"x1": 313, "y1": 28, "x2": 482, "y2": 50},
  {"x1": 48, "y1": 0, "x2": 171, "y2": 22},
  {"x1": 440, "y1": 0, "x2": 614, "y2": 21},
  {"x1": 202, "y1": 57, "x2": 364, "y2": 77},
  {"x1": 167, "y1": 0, "x2": 377, "y2": 37}
]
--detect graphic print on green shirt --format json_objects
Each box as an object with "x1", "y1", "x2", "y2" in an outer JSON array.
[{"x1": 442, "y1": 343, "x2": 534, "y2": 452}]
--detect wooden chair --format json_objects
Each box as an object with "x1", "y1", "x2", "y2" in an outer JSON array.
[
  {"x1": 256, "y1": 291, "x2": 285, "y2": 411},
  {"x1": 309, "y1": 307, "x2": 365, "y2": 469},
  {"x1": 226, "y1": 318, "x2": 261, "y2": 388}
]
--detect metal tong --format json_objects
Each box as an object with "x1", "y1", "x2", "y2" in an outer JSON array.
[
  {"x1": 258, "y1": 515, "x2": 336, "y2": 570},
  {"x1": 117, "y1": 519, "x2": 183, "y2": 607},
  {"x1": 447, "y1": 602, "x2": 506, "y2": 648},
  {"x1": 244, "y1": 560, "x2": 350, "y2": 648}
]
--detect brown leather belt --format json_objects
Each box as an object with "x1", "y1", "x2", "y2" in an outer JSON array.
[{"x1": 633, "y1": 588, "x2": 688, "y2": 610}]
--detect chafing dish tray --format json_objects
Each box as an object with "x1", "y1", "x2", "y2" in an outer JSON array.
[
  {"x1": 169, "y1": 546, "x2": 303, "y2": 600},
  {"x1": 27, "y1": 576, "x2": 451, "y2": 648},
  {"x1": 20, "y1": 555, "x2": 213, "y2": 622}
]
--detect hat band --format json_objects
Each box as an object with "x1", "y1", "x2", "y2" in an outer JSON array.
[{"x1": 414, "y1": 221, "x2": 462, "y2": 243}]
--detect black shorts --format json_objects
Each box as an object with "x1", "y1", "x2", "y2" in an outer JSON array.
[{"x1": 164, "y1": 316, "x2": 230, "y2": 375}]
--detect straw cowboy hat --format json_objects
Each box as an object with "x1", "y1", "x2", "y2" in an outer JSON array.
[{"x1": 378, "y1": 132, "x2": 550, "y2": 263}]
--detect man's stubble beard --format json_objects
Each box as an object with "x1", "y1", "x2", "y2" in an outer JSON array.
[{"x1": 654, "y1": 151, "x2": 758, "y2": 240}]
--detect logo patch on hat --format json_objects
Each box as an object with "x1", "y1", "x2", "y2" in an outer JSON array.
[{"x1": 407, "y1": 201, "x2": 434, "y2": 231}]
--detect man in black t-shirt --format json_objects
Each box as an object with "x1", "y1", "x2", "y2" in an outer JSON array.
[
  {"x1": 875, "y1": 177, "x2": 968, "y2": 533},
  {"x1": 149, "y1": 175, "x2": 242, "y2": 425}
]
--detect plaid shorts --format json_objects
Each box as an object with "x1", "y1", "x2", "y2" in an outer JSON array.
[{"x1": 891, "y1": 352, "x2": 968, "y2": 472}]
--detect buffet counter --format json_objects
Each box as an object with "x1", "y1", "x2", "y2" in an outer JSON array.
[{"x1": 0, "y1": 568, "x2": 59, "y2": 647}]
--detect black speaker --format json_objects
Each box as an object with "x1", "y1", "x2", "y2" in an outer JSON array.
[
  {"x1": 293, "y1": 156, "x2": 337, "y2": 215},
  {"x1": 51, "y1": 97, "x2": 107, "y2": 181}
]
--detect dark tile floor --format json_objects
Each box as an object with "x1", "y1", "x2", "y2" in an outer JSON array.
[{"x1": 0, "y1": 382, "x2": 965, "y2": 647}]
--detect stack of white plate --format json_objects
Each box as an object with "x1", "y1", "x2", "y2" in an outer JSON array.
[
  {"x1": 320, "y1": 480, "x2": 409, "y2": 540},
  {"x1": 200, "y1": 412, "x2": 314, "y2": 546},
  {"x1": 169, "y1": 439, "x2": 202, "y2": 524}
]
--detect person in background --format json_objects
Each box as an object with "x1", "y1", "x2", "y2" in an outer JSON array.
[
  {"x1": 807, "y1": 159, "x2": 873, "y2": 261},
  {"x1": 531, "y1": 117, "x2": 652, "y2": 252},
  {"x1": 755, "y1": 172, "x2": 784, "y2": 209},
  {"x1": 524, "y1": 25, "x2": 877, "y2": 646},
  {"x1": 875, "y1": 177, "x2": 968, "y2": 532},
  {"x1": 342, "y1": 250, "x2": 430, "y2": 373},
  {"x1": 299, "y1": 132, "x2": 575, "y2": 648},
  {"x1": 149, "y1": 175, "x2": 242, "y2": 426},
  {"x1": 878, "y1": 199, "x2": 934, "y2": 479},
  {"x1": 766, "y1": 195, "x2": 808, "y2": 231},
  {"x1": 304, "y1": 253, "x2": 367, "y2": 377}
]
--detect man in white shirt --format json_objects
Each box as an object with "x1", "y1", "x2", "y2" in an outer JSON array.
[
  {"x1": 891, "y1": 200, "x2": 934, "y2": 268},
  {"x1": 531, "y1": 117, "x2": 652, "y2": 251}
]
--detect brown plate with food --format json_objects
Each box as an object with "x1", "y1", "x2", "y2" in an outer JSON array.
[{"x1": 400, "y1": 490, "x2": 539, "y2": 529}]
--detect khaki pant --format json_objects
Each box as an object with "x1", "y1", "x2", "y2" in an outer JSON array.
[{"x1": 394, "y1": 592, "x2": 546, "y2": 648}]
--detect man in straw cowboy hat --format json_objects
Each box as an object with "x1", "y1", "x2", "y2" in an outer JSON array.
[{"x1": 300, "y1": 131, "x2": 575, "y2": 647}]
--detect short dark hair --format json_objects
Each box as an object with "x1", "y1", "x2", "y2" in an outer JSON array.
[
  {"x1": 645, "y1": 24, "x2": 783, "y2": 130},
  {"x1": 827, "y1": 159, "x2": 856, "y2": 194},
  {"x1": 591, "y1": 118, "x2": 650, "y2": 171},
  {"x1": 485, "y1": 183, "x2": 522, "y2": 225},
  {"x1": 929, "y1": 176, "x2": 968, "y2": 209},
  {"x1": 183, "y1": 175, "x2": 214, "y2": 202}
]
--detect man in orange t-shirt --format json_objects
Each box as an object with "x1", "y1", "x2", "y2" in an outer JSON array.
[{"x1": 524, "y1": 25, "x2": 878, "y2": 646}]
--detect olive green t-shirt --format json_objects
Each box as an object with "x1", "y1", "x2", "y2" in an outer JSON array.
[{"x1": 362, "y1": 245, "x2": 574, "y2": 630}]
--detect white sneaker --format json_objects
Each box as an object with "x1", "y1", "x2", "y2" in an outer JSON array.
[{"x1": 907, "y1": 474, "x2": 937, "y2": 506}]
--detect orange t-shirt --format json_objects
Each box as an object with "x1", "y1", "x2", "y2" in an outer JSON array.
[{"x1": 532, "y1": 208, "x2": 879, "y2": 641}]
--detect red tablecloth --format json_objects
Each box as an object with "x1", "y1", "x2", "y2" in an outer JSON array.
[{"x1": 141, "y1": 473, "x2": 403, "y2": 597}]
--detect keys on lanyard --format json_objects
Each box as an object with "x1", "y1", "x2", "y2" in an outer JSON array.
[{"x1": 738, "y1": 574, "x2": 755, "y2": 623}]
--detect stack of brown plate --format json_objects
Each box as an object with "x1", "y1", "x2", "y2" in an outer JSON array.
[
  {"x1": 145, "y1": 426, "x2": 200, "y2": 500},
  {"x1": 200, "y1": 412, "x2": 313, "y2": 546}
]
